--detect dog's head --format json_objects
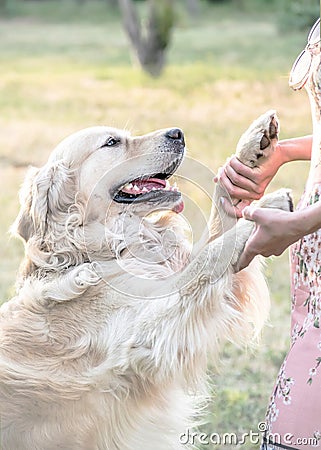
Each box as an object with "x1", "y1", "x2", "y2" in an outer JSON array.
[
  {"x1": 12, "y1": 126, "x2": 186, "y2": 275},
  {"x1": 76, "y1": 126, "x2": 185, "y2": 220}
]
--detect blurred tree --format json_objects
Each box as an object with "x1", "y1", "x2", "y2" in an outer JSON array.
[
  {"x1": 75, "y1": 0, "x2": 117, "y2": 5},
  {"x1": 186, "y1": 0, "x2": 200, "y2": 16},
  {"x1": 277, "y1": 0, "x2": 319, "y2": 30},
  {"x1": 0, "y1": 0, "x2": 7, "y2": 13},
  {"x1": 118, "y1": 0, "x2": 175, "y2": 77}
]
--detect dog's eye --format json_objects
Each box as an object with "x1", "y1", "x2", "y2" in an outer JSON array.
[{"x1": 102, "y1": 137, "x2": 120, "y2": 148}]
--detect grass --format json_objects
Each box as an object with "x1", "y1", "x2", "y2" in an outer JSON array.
[{"x1": 0, "y1": 1, "x2": 316, "y2": 448}]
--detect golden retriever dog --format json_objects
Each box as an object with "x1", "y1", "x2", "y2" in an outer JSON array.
[{"x1": 0, "y1": 111, "x2": 292, "y2": 450}]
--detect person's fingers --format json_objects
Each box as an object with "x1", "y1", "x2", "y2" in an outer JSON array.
[
  {"x1": 237, "y1": 219, "x2": 267, "y2": 270},
  {"x1": 214, "y1": 155, "x2": 252, "y2": 184},
  {"x1": 237, "y1": 244, "x2": 256, "y2": 271},
  {"x1": 219, "y1": 198, "x2": 251, "y2": 218},
  {"x1": 213, "y1": 166, "x2": 223, "y2": 183},
  {"x1": 220, "y1": 197, "x2": 243, "y2": 218},
  {"x1": 230, "y1": 156, "x2": 262, "y2": 180},
  {"x1": 224, "y1": 164, "x2": 262, "y2": 196},
  {"x1": 231, "y1": 156, "x2": 275, "y2": 194},
  {"x1": 242, "y1": 206, "x2": 267, "y2": 222},
  {"x1": 219, "y1": 169, "x2": 261, "y2": 201},
  {"x1": 242, "y1": 206, "x2": 256, "y2": 221}
]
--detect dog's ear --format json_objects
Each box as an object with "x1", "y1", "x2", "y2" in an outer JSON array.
[
  {"x1": 11, "y1": 166, "x2": 39, "y2": 242},
  {"x1": 12, "y1": 161, "x2": 75, "y2": 242}
]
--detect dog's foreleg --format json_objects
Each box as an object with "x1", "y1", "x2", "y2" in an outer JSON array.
[
  {"x1": 208, "y1": 110, "x2": 280, "y2": 242},
  {"x1": 128, "y1": 185, "x2": 293, "y2": 384},
  {"x1": 127, "y1": 219, "x2": 256, "y2": 385}
]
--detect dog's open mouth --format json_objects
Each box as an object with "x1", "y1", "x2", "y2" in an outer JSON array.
[
  {"x1": 113, "y1": 157, "x2": 184, "y2": 211},
  {"x1": 114, "y1": 173, "x2": 181, "y2": 203}
]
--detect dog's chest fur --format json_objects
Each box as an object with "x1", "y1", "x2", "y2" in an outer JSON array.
[{"x1": 0, "y1": 281, "x2": 197, "y2": 450}]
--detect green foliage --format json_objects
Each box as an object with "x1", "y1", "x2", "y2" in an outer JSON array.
[
  {"x1": 276, "y1": 0, "x2": 320, "y2": 32},
  {"x1": 1, "y1": 0, "x2": 120, "y2": 22},
  {"x1": 229, "y1": 0, "x2": 319, "y2": 29},
  {"x1": 205, "y1": 0, "x2": 231, "y2": 3},
  {"x1": 151, "y1": 0, "x2": 176, "y2": 50}
]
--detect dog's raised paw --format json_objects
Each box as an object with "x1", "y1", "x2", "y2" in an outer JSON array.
[
  {"x1": 236, "y1": 110, "x2": 279, "y2": 168},
  {"x1": 255, "y1": 188, "x2": 293, "y2": 212}
]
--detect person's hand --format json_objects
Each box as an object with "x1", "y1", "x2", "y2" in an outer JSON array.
[
  {"x1": 215, "y1": 136, "x2": 313, "y2": 218},
  {"x1": 215, "y1": 154, "x2": 278, "y2": 198},
  {"x1": 214, "y1": 143, "x2": 285, "y2": 217},
  {"x1": 237, "y1": 206, "x2": 301, "y2": 270}
]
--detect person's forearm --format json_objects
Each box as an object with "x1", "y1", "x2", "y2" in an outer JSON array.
[
  {"x1": 279, "y1": 135, "x2": 313, "y2": 164},
  {"x1": 238, "y1": 200, "x2": 321, "y2": 270},
  {"x1": 293, "y1": 200, "x2": 321, "y2": 238}
]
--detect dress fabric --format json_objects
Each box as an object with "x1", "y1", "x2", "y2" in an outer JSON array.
[{"x1": 262, "y1": 182, "x2": 321, "y2": 450}]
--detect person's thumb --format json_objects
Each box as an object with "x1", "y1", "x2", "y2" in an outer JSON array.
[
  {"x1": 242, "y1": 205, "x2": 258, "y2": 221},
  {"x1": 242, "y1": 205, "x2": 267, "y2": 223}
]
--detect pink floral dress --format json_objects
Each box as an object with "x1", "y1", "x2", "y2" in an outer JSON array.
[
  {"x1": 261, "y1": 21, "x2": 321, "y2": 450},
  {"x1": 263, "y1": 184, "x2": 321, "y2": 450}
]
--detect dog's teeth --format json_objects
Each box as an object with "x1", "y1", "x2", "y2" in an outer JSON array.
[
  {"x1": 123, "y1": 183, "x2": 133, "y2": 190},
  {"x1": 142, "y1": 187, "x2": 148, "y2": 192},
  {"x1": 152, "y1": 187, "x2": 156, "y2": 191},
  {"x1": 165, "y1": 180, "x2": 171, "y2": 190},
  {"x1": 133, "y1": 185, "x2": 139, "y2": 192}
]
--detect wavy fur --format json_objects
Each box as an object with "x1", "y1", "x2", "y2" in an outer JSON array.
[{"x1": 0, "y1": 125, "x2": 291, "y2": 450}]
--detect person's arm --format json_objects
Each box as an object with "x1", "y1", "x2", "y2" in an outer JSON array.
[
  {"x1": 278, "y1": 135, "x2": 313, "y2": 163},
  {"x1": 237, "y1": 199, "x2": 321, "y2": 270},
  {"x1": 215, "y1": 135, "x2": 312, "y2": 217}
]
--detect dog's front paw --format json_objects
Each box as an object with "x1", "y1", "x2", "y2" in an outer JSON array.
[
  {"x1": 236, "y1": 110, "x2": 279, "y2": 168},
  {"x1": 255, "y1": 188, "x2": 293, "y2": 212}
]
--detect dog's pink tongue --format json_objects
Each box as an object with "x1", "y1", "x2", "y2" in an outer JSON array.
[
  {"x1": 173, "y1": 200, "x2": 184, "y2": 213},
  {"x1": 137, "y1": 178, "x2": 166, "y2": 191},
  {"x1": 122, "y1": 178, "x2": 166, "y2": 194}
]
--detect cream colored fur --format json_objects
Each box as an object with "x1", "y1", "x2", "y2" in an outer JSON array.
[{"x1": 0, "y1": 114, "x2": 292, "y2": 450}]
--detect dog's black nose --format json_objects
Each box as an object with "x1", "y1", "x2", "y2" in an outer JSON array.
[{"x1": 166, "y1": 128, "x2": 185, "y2": 145}]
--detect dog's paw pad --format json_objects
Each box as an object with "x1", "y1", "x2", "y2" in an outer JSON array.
[
  {"x1": 236, "y1": 110, "x2": 279, "y2": 168},
  {"x1": 269, "y1": 116, "x2": 278, "y2": 139},
  {"x1": 260, "y1": 135, "x2": 270, "y2": 151}
]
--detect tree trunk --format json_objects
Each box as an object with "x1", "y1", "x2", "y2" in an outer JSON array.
[{"x1": 118, "y1": 0, "x2": 175, "y2": 77}]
